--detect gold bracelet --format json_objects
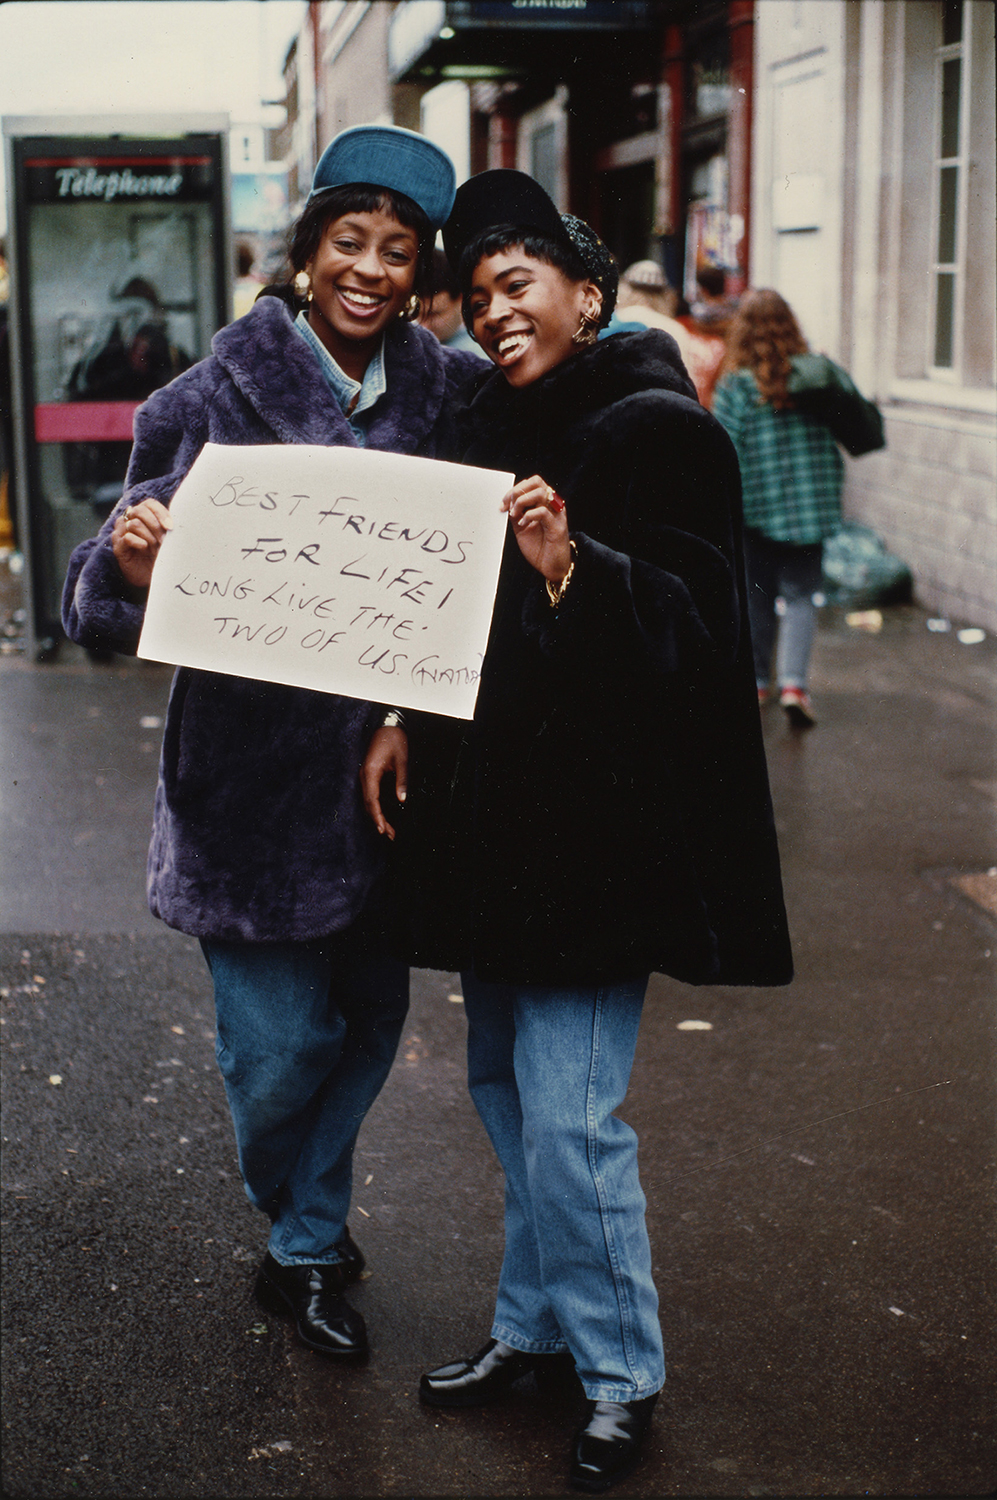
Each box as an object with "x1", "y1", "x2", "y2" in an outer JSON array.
[{"x1": 545, "y1": 541, "x2": 577, "y2": 608}]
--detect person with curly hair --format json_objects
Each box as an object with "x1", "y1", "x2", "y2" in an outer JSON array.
[{"x1": 713, "y1": 288, "x2": 845, "y2": 726}]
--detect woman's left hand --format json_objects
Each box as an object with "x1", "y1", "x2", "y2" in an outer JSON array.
[
  {"x1": 502, "y1": 475, "x2": 572, "y2": 583},
  {"x1": 360, "y1": 726, "x2": 408, "y2": 841}
]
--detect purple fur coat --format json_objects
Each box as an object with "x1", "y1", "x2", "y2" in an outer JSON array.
[{"x1": 62, "y1": 295, "x2": 482, "y2": 942}]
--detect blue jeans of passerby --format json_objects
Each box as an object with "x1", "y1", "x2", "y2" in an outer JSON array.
[
  {"x1": 460, "y1": 972, "x2": 664, "y2": 1403},
  {"x1": 744, "y1": 529, "x2": 824, "y2": 690},
  {"x1": 201, "y1": 934, "x2": 408, "y2": 1266}
]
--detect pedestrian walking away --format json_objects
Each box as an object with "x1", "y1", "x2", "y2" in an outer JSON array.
[
  {"x1": 674, "y1": 264, "x2": 737, "y2": 408},
  {"x1": 361, "y1": 168, "x2": 794, "y2": 1493},
  {"x1": 713, "y1": 288, "x2": 880, "y2": 728},
  {"x1": 61, "y1": 125, "x2": 482, "y2": 1363}
]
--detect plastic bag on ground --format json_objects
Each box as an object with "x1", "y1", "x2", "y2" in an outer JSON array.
[{"x1": 821, "y1": 522, "x2": 913, "y2": 607}]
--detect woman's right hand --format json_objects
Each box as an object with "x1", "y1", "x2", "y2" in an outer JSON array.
[{"x1": 111, "y1": 499, "x2": 173, "y2": 590}]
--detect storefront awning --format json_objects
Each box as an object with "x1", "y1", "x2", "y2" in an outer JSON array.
[{"x1": 388, "y1": 0, "x2": 656, "y2": 83}]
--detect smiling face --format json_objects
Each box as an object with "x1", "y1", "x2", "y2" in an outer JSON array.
[
  {"x1": 306, "y1": 207, "x2": 419, "y2": 379},
  {"x1": 467, "y1": 249, "x2": 601, "y2": 387}
]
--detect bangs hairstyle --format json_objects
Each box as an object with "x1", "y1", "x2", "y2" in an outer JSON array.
[
  {"x1": 720, "y1": 288, "x2": 809, "y2": 409},
  {"x1": 458, "y1": 226, "x2": 592, "y2": 330},
  {"x1": 286, "y1": 184, "x2": 436, "y2": 314}
]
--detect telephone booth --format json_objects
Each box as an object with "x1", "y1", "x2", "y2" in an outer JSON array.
[{"x1": 3, "y1": 114, "x2": 231, "y2": 657}]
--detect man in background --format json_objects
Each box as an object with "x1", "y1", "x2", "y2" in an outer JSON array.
[{"x1": 420, "y1": 248, "x2": 485, "y2": 356}]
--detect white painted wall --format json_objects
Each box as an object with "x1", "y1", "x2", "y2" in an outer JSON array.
[{"x1": 752, "y1": 0, "x2": 848, "y2": 355}]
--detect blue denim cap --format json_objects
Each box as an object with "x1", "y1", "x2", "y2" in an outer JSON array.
[{"x1": 308, "y1": 125, "x2": 456, "y2": 230}]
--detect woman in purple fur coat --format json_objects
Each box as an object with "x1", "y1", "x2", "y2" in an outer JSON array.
[{"x1": 61, "y1": 127, "x2": 482, "y2": 1361}]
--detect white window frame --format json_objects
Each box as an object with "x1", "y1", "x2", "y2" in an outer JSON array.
[{"x1": 928, "y1": 2, "x2": 971, "y2": 380}]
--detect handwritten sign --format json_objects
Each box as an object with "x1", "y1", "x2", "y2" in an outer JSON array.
[{"x1": 137, "y1": 443, "x2": 513, "y2": 718}]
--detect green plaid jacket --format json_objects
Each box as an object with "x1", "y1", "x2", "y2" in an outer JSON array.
[{"x1": 713, "y1": 369, "x2": 844, "y2": 544}]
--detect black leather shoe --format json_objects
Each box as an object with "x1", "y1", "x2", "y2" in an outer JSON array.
[
  {"x1": 569, "y1": 1393, "x2": 659, "y2": 1492},
  {"x1": 254, "y1": 1252, "x2": 368, "y2": 1358},
  {"x1": 420, "y1": 1338, "x2": 575, "y2": 1407}
]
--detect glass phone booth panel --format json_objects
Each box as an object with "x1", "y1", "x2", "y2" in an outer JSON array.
[{"x1": 7, "y1": 130, "x2": 229, "y2": 653}]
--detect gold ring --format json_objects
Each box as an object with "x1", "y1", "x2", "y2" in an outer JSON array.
[{"x1": 545, "y1": 486, "x2": 566, "y2": 514}]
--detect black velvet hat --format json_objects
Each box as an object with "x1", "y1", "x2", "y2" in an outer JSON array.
[
  {"x1": 443, "y1": 169, "x2": 618, "y2": 325},
  {"x1": 443, "y1": 170, "x2": 564, "y2": 269}
]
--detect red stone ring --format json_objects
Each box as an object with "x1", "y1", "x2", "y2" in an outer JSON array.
[{"x1": 544, "y1": 485, "x2": 566, "y2": 514}]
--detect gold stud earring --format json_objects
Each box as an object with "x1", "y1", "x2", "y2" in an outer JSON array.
[
  {"x1": 294, "y1": 269, "x2": 312, "y2": 301},
  {"x1": 402, "y1": 292, "x2": 421, "y2": 321}
]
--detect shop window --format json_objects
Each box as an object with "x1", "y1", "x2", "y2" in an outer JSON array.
[
  {"x1": 687, "y1": 29, "x2": 730, "y2": 121},
  {"x1": 633, "y1": 84, "x2": 658, "y2": 131}
]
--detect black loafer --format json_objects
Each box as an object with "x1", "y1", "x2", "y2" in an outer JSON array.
[
  {"x1": 570, "y1": 1393, "x2": 658, "y2": 1492},
  {"x1": 420, "y1": 1338, "x2": 575, "y2": 1407},
  {"x1": 254, "y1": 1252, "x2": 368, "y2": 1358}
]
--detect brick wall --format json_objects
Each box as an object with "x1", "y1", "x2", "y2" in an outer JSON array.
[{"x1": 845, "y1": 407, "x2": 997, "y2": 630}]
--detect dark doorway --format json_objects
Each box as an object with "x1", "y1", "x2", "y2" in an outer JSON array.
[{"x1": 598, "y1": 161, "x2": 656, "y2": 273}]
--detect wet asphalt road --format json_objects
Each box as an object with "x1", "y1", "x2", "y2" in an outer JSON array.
[{"x1": 1, "y1": 589, "x2": 995, "y2": 1498}]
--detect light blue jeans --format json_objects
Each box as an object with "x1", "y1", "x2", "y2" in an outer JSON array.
[
  {"x1": 744, "y1": 529, "x2": 825, "y2": 690},
  {"x1": 201, "y1": 935, "x2": 408, "y2": 1265},
  {"x1": 461, "y1": 972, "x2": 665, "y2": 1403}
]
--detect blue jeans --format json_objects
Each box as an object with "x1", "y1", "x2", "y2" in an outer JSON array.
[
  {"x1": 201, "y1": 935, "x2": 408, "y2": 1265},
  {"x1": 461, "y1": 972, "x2": 664, "y2": 1403},
  {"x1": 744, "y1": 529, "x2": 824, "y2": 690}
]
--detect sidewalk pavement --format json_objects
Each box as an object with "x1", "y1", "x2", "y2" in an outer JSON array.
[{"x1": 2, "y1": 553, "x2": 995, "y2": 1498}]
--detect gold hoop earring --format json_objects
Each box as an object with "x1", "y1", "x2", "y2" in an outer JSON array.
[
  {"x1": 294, "y1": 269, "x2": 312, "y2": 302},
  {"x1": 401, "y1": 292, "x2": 421, "y2": 322},
  {"x1": 571, "y1": 309, "x2": 600, "y2": 348}
]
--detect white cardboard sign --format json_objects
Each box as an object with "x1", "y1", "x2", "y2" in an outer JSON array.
[{"x1": 137, "y1": 443, "x2": 513, "y2": 718}]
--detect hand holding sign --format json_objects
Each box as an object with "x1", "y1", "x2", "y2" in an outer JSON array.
[
  {"x1": 113, "y1": 498, "x2": 174, "y2": 588},
  {"x1": 137, "y1": 443, "x2": 512, "y2": 719}
]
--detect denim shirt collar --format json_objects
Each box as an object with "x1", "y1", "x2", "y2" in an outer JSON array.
[{"x1": 293, "y1": 310, "x2": 387, "y2": 437}]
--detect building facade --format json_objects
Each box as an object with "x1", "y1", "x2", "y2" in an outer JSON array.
[
  {"x1": 277, "y1": 0, "x2": 996, "y2": 629},
  {"x1": 752, "y1": 0, "x2": 995, "y2": 629},
  {"x1": 385, "y1": 0, "x2": 755, "y2": 304}
]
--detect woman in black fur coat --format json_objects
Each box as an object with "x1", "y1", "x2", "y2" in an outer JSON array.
[
  {"x1": 62, "y1": 127, "x2": 482, "y2": 1363},
  {"x1": 362, "y1": 171, "x2": 793, "y2": 1492}
]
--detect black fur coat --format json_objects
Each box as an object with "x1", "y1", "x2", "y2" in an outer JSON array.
[{"x1": 396, "y1": 331, "x2": 794, "y2": 987}]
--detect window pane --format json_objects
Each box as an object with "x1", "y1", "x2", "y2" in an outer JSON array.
[
  {"x1": 937, "y1": 165, "x2": 958, "y2": 262},
  {"x1": 941, "y1": 57, "x2": 961, "y2": 158},
  {"x1": 942, "y1": 0, "x2": 963, "y2": 47},
  {"x1": 934, "y1": 272, "x2": 955, "y2": 366}
]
